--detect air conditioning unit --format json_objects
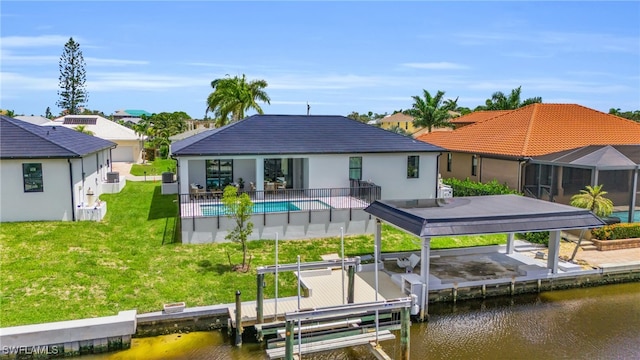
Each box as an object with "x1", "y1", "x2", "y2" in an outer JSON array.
[{"x1": 106, "y1": 172, "x2": 120, "y2": 183}]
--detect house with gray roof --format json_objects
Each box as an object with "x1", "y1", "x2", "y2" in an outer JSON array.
[
  {"x1": 44, "y1": 115, "x2": 144, "y2": 163},
  {"x1": 171, "y1": 114, "x2": 444, "y2": 243},
  {"x1": 0, "y1": 116, "x2": 116, "y2": 222}
]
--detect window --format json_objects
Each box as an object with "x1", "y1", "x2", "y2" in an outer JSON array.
[
  {"x1": 407, "y1": 156, "x2": 419, "y2": 178},
  {"x1": 206, "y1": 160, "x2": 233, "y2": 190},
  {"x1": 349, "y1": 157, "x2": 362, "y2": 180},
  {"x1": 23, "y1": 163, "x2": 43, "y2": 192},
  {"x1": 447, "y1": 153, "x2": 452, "y2": 172},
  {"x1": 471, "y1": 155, "x2": 478, "y2": 176},
  {"x1": 264, "y1": 158, "x2": 293, "y2": 188}
]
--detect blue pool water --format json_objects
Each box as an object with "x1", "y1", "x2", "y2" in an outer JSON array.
[
  {"x1": 201, "y1": 200, "x2": 330, "y2": 216},
  {"x1": 611, "y1": 211, "x2": 640, "y2": 223}
]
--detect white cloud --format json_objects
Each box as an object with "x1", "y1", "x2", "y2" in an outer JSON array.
[
  {"x1": 0, "y1": 72, "x2": 57, "y2": 91},
  {"x1": 1, "y1": 35, "x2": 75, "y2": 48},
  {"x1": 88, "y1": 72, "x2": 205, "y2": 91},
  {"x1": 401, "y1": 62, "x2": 469, "y2": 70},
  {"x1": 85, "y1": 57, "x2": 149, "y2": 66}
]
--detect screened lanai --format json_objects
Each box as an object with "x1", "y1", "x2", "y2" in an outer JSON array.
[{"x1": 524, "y1": 145, "x2": 640, "y2": 223}]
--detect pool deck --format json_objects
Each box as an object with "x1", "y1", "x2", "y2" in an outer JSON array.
[{"x1": 180, "y1": 195, "x2": 369, "y2": 218}]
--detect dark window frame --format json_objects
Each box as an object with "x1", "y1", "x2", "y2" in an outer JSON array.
[
  {"x1": 407, "y1": 155, "x2": 419, "y2": 178},
  {"x1": 471, "y1": 155, "x2": 478, "y2": 176},
  {"x1": 205, "y1": 159, "x2": 234, "y2": 190},
  {"x1": 447, "y1": 153, "x2": 452, "y2": 172},
  {"x1": 23, "y1": 163, "x2": 44, "y2": 192},
  {"x1": 349, "y1": 156, "x2": 362, "y2": 180}
]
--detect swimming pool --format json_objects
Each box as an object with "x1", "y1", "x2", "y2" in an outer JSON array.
[
  {"x1": 201, "y1": 200, "x2": 331, "y2": 216},
  {"x1": 611, "y1": 211, "x2": 640, "y2": 223}
]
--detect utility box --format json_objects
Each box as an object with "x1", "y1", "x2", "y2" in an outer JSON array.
[
  {"x1": 162, "y1": 172, "x2": 175, "y2": 183},
  {"x1": 106, "y1": 172, "x2": 120, "y2": 183}
]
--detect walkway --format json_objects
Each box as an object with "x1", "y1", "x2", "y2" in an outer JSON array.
[{"x1": 111, "y1": 162, "x2": 163, "y2": 182}]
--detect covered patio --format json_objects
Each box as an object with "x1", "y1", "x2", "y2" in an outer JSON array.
[{"x1": 365, "y1": 194, "x2": 605, "y2": 321}]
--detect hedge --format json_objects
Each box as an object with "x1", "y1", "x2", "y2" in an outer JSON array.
[
  {"x1": 591, "y1": 223, "x2": 640, "y2": 240},
  {"x1": 442, "y1": 178, "x2": 520, "y2": 197}
]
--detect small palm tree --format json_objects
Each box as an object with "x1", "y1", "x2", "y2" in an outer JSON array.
[
  {"x1": 570, "y1": 184, "x2": 614, "y2": 218},
  {"x1": 568, "y1": 184, "x2": 614, "y2": 262},
  {"x1": 74, "y1": 125, "x2": 94, "y2": 136}
]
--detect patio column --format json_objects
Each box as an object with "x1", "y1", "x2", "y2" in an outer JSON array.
[
  {"x1": 256, "y1": 158, "x2": 265, "y2": 191},
  {"x1": 629, "y1": 168, "x2": 638, "y2": 224},
  {"x1": 420, "y1": 236, "x2": 431, "y2": 322},
  {"x1": 375, "y1": 219, "x2": 382, "y2": 263},
  {"x1": 506, "y1": 233, "x2": 515, "y2": 254},
  {"x1": 546, "y1": 231, "x2": 560, "y2": 274}
]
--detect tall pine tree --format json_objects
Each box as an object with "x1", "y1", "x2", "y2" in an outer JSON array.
[{"x1": 57, "y1": 37, "x2": 88, "y2": 115}]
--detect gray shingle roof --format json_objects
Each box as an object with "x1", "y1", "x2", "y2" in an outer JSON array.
[
  {"x1": 0, "y1": 116, "x2": 116, "y2": 159},
  {"x1": 171, "y1": 115, "x2": 443, "y2": 156},
  {"x1": 365, "y1": 195, "x2": 605, "y2": 237}
]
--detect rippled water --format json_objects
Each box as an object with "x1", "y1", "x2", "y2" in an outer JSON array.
[{"x1": 88, "y1": 282, "x2": 640, "y2": 360}]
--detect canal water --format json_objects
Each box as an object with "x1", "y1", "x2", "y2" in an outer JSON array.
[{"x1": 89, "y1": 282, "x2": 640, "y2": 359}]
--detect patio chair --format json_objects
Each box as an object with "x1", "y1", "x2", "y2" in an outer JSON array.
[
  {"x1": 397, "y1": 253, "x2": 421, "y2": 272},
  {"x1": 265, "y1": 182, "x2": 276, "y2": 193},
  {"x1": 277, "y1": 180, "x2": 286, "y2": 190},
  {"x1": 249, "y1": 182, "x2": 256, "y2": 191}
]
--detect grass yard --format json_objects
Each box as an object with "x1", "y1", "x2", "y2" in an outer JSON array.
[
  {"x1": 0, "y1": 182, "x2": 506, "y2": 327},
  {"x1": 130, "y1": 158, "x2": 177, "y2": 176}
]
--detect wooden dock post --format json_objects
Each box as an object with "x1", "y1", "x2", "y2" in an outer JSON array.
[
  {"x1": 347, "y1": 265, "x2": 355, "y2": 303},
  {"x1": 284, "y1": 320, "x2": 295, "y2": 360},
  {"x1": 235, "y1": 290, "x2": 243, "y2": 347},
  {"x1": 256, "y1": 273, "x2": 264, "y2": 324},
  {"x1": 401, "y1": 306, "x2": 410, "y2": 360}
]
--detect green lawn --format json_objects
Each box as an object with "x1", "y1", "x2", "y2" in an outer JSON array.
[
  {"x1": 130, "y1": 158, "x2": 177, "y2": 176},
  {"x1": 0, "y1": 182, "x2": 505, "y2": 327}
]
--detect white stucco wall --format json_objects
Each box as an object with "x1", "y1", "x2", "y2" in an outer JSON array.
[
  {"x1": 0, "y1": 149, "x2": 110, "y2": 222},
  {"x1": 176, "y1": 152, "x2": 439, "y2": 200}
]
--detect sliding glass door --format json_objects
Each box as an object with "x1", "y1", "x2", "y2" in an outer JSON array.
[
  {"x1": 264, "y1": 158, "x2": 293, "y2": 189},
  {"x1": 206, "y1": 159, "x2": 233, "y2": 190}
]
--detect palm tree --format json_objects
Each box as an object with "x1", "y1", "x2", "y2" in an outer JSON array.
[
  {"x1": 405, "y1": 89, "x2": 458, "y2": 133},
  {"x1": 73, "y1": 125, "x2": 94, "y2": 135},
  {"x1": 570, "y1": 184, "x2": 614, "y2": 217},
  {"x1": 568, "y1": 184, "x2": 614, "y2": 261},
  {"x1": 476, "y1": 86, "x2": 542, "y2": 111},
  {"x1": 205, "y1": 74, "x2": 271, "y2": 127}
]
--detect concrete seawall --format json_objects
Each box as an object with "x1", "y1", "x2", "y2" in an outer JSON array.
[{"x1": 0, "y1": 310, "x2": 136, "y2": 359}]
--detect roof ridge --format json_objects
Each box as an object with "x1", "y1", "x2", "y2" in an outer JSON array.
[{"x1": 520, "y1": 103, "x2": 539, "y2": 155}]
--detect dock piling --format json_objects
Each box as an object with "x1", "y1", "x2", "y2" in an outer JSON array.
[
  {"x1": 284, "y1": 320, "x2": 294, "y2": 360},
  {"x1": 257, "y1": 274, "x2": 264, "y2": 324},
  {"x1": 235, "y1": 290, "x2": 243, "y2": 347},
  {"x1": 401, "y1": 306, "x2": 410, "y2": 360},
  {"x1": 347, "y1": 265, "x2": 355, "y2": 303}
]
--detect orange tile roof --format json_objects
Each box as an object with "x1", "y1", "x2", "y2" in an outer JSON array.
[
  {"x1": 417, "y1": 104, "x2": 640, "y2": 157},
  {"x1": 449, "y1": 110, "x2": 512, "y2": 124}
]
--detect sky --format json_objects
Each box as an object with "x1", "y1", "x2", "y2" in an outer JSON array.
[{"x1": 1, "y1": 1, "x2": 639, "y2": 119}]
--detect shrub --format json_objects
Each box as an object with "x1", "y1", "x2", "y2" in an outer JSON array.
[
  {"x1": 517, "y1": 231, "x2": 550, "y2": 246},
  {"x1": 442, "y1": 178, "x2": 520, "y2": 197},
  {"x1": 159, "y1": 145, "x2": 169, "y2": 159},
  {"x1": 591, "y1": 223, "x2": 640, "y2": 240}
]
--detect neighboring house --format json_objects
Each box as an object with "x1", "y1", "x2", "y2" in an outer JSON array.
[
  {"x1": 14, "y1": 115, "x2": 51, "y2": 125},
  {"x1": 171, "y1": 114, "x2": 444, "y2": 243},
  {"x1": 112, "y1": 109, "x2": 152, "y2": 121},
  {"x1": 417, "y1": 103, "x2": 640, "y2": 217},
  {"x1": 379, "y1": 113, "x2": 420, "y2": 133},
  {"x1": 0, "y1": 116, "x2": 116, "y2": 222},
  {"x1": 169, "y1": 127, "x2": 212, "y2": 142},
  {"x1": 43, "y1": 115, "x2": 145, "y2": 163}
]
